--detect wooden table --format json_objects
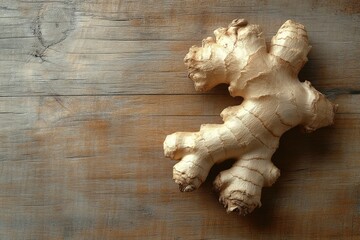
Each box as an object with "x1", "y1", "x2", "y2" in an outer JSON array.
[{"x1": 1, "y1": 1, "x2": 359, "y2": 239}]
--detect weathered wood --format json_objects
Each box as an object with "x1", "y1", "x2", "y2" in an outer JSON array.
[
  {"x1": 0, "y1": 0, "x2": 359, "y2": 96},
  {"x1": 0, "y1": 94, "x2": 359, "y2": 239},
  {"x1": 0, "y1": 0, "x2": 359, "y2": 239}
]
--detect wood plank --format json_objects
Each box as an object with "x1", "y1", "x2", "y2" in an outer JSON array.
[
  {"x1": 0, "y1": 94, "x2": 359, "y2": 239},
  {"x1": 0, "y1": 0, "x2": 359, "y2": 96}
]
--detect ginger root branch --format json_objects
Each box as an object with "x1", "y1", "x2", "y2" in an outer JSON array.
[{"x1": 164, "y1": 19, "x2": 336, "y2": 215}]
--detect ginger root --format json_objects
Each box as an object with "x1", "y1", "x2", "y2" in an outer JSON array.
[{"x1": 164, "y1": 19, "x2": 336, "y2": 215}]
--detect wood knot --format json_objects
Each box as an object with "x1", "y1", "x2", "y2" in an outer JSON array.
[{"x1": 34, "y1": 2, "x2": 75, "y2": 48}]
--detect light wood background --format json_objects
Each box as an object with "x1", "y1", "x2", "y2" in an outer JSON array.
[{"x1": 0, "y1": 0, "x2": 359, "y2": 239}]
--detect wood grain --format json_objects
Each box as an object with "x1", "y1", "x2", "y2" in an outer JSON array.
[{"x1": 0, "y1": 0, "x2": 359, "y2": 239}]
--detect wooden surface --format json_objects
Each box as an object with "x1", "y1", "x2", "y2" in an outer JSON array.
[{"x1": 0, "y1": 0, "x2": 359, "y2": 239}]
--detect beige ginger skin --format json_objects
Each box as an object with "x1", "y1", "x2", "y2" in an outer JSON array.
[{"x1": 163, "y1": 19, "x2": 336, "y2": 215}]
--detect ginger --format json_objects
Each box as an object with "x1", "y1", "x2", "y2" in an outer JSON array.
[{"x1": 163, "y1": 19, "x2": 336, "y2": 215}]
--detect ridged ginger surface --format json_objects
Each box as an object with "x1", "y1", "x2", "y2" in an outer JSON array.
[{"x1": 163, "y1": 19, "x2": 336, "y2": 215}]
